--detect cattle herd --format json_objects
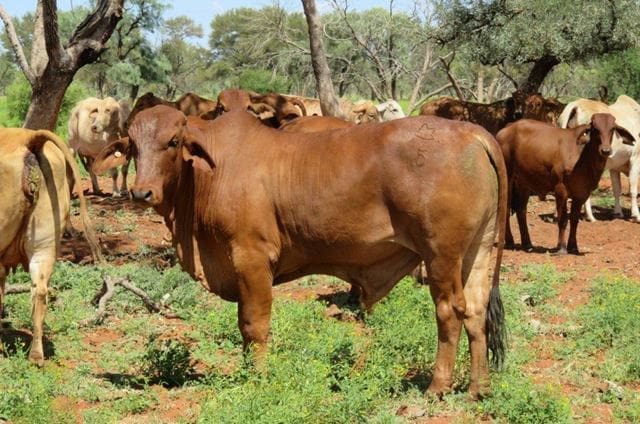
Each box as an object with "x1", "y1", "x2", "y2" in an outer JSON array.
[{"x1": 1, "y1": 87, "x2": 638, "y2": 398}]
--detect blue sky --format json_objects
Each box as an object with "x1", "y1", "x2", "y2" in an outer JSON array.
[{"x1": 1, "y1": 0, "x2": 415, "y2": 46}]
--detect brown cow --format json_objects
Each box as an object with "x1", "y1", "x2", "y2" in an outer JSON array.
[
  {"x1": 420, "y1": 92, "x2": 563, "y2": 134},
  {"x1": 521, "y1": 93, "x2": 565, "y2": 125},
  {"x1": 126, "y1": 92, "x2": 217, "y2": 131},
  {"x1": 0, "y1": 129, "x2": 102, "y2": 365},
  {"x1": 174, "y1": 92, "x2": 217, "y2": 117},
  {"x1": 278, "y1": 115, "x2": 354, "y2": 132},
  {"x1": 93, "y1": 106, "x2": 507, "y2": 397},
  {"x1": 496, "y1": 115, "x2": 633, "y2": 254},
  {"x1": 207, "y1": 89, "x2": 308, "y2": 127},
  {"x1": 420, "y1": 96, "x2": 517, "y2": 135}
]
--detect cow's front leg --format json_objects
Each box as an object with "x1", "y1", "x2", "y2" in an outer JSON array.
[
  {"x1": 28, "y1": 252, "x2": 55, "y2": 366},
  {"x1": 628, "y1": 162, "x2": 640, "y2": 222},
  {"x1": 0, "y1": 264, "x2": 6, "y2": 320},
  {"x1": 567, "y1": 199, "x2": 584, "y2": 254},
  {"x1": 233, "y1": 247, "x2": 274, "y2": 371},
  {"x1": 554, "y1": 190, "x2": 569, "y2": 254},
  {"x1": 119, "y1": 159, "x2": 131, "y2": 198}
]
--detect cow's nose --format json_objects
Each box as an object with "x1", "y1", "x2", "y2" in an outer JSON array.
[
  {"x1": 131, "y1": 189, "x2": 153, "y2": 202},
  {"x1": 600, "y1": 148, "x2": 612, "y2": 156}
]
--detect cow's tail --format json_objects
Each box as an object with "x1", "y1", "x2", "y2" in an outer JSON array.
[
  {"x1": 30, "y1": 130, "x2": 104, "y2": 264},
  {"x1": 476, "y1": 132, "x2": 508, "y2": 370}
]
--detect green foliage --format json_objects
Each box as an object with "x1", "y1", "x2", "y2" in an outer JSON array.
[
  {"x1": 598, "y1": 48, "x2": 640, "y2": 100},
  {"x1": 0, "y1": 74, "x2": 89, "y2": 136},
  {"x1": 480, "y1": 369, "x2": 572, "y2": 424},
  {"x1": 237, "y1": 68, "x2": 289, "y2": 93},
  {"x1": 518, "y1": 263, "x2": 572, "y2": 306},
  {"x1": 573, "y1": 275, "x2": 640, "y2": 382},
  {"x1": 0, "y1": 355, "x2": 72, "y2": 424},
  {"x1": 141, "y1": 334, "x2": 195, "y2": 387}
]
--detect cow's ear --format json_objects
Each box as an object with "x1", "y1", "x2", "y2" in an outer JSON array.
[
  {"x1": 249, "y1": 102, "x2": 276, "y2": 120},
  {"x1": 615, "y1": 125, "x2": 636, "y2": 146},
  {"x1": 92, "y1": 138, "x2": 131, "y2": 174},
  {"x1": 566, "y1": 107, "x2": 579, "y2": 128},
  {"x1": 182, "y1": 138, "x2": 215, "y2": 173}
]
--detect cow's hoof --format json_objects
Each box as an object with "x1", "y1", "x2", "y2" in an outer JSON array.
[
  {"x1": 552, "y1": 247, "x2": 568, "y2": 256},
  {"x1": 426, "y1": 381, "x2": 452, "y2": 399},
  {"x1": 585, "y1": 216, "x2": 597, "y2": 222},
  {"x1": 505, "y1": 241, "x2": 516, "y2": 250},
  {"x1": 28, "y1": 352, "x2": 45, "y2": 368},
  {"x1": 522, "y1": 243, "x2": 533, "y2": 252}
]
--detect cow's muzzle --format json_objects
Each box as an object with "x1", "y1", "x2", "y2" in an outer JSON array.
[
  {"x1": 130, "y1": 188, "x2": 154, "y2": 203},
  {"x1": 600, "y1": 147, "x2": 612, "y2": 157}
]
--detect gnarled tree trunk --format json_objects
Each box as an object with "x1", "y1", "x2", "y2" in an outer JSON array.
[
  {"x1": 301, "y1": 0, "x2": 343, "y2": 118},
  {"x1": 0, "y1": 0, "x2": 124, "y2": 130},
  {"x1": 520, "y1": 54, "x2": 560, "y2": 94}
]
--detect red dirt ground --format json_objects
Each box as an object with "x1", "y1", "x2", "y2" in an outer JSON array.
[{"x1": 59, "y1": 175, "x2": 639, "y2": 423}]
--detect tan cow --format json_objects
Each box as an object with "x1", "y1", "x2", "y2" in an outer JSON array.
[
  {"x1": 0, "y1": 128, "x2": 102, "y2": 365},
  {"x1": 68, "y1": 97, "x2": 130, "y2": 196},
  {"x1": 94, "y1": 106, "x2": 507, "y2": 397}
]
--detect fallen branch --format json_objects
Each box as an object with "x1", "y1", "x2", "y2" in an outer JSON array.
[
  {"x1": 5, "y1": 284, "x2": 31, "y2": 294},
  {"x1": 81, "y1": 275, "x2": 179, "y2": 326}
]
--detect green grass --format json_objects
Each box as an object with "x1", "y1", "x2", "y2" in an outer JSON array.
[{"x1": 1, "y1": 262, "x2": 637, "y2": 422}]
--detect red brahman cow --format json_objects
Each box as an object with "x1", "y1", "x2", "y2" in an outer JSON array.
[
  {"x1": 497, "y1": 114, "x2": 633, "y2": 254},
  {"x1": 93, "y1": 106, "x2": 507, "y2": 397}
]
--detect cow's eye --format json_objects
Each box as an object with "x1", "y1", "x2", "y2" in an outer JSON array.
[{"x1": 168, "y1": 139, "x2": 179, "y2": 148}]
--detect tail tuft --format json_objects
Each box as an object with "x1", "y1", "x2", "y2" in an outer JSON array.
[{"x1": 486, "y1": 285, "x2": 507, "y2": 369}]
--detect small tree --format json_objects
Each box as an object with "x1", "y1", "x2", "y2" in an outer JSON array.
[{"x1": 0, "y1": 0, "x2": 124, "y2": 130}]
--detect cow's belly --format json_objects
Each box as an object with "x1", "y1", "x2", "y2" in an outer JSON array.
[{"x1": 274, "y1": 241, "x2": 418, "y2": 285}]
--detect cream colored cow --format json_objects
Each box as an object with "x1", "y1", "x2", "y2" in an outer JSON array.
[
  {"x1": 0, "y1": 128, "x2": 102, "y2": 365},
  {"x1": 68, "y1": 97, "x2": 130, "y2": 196}
]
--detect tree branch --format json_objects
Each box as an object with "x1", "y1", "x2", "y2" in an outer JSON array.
[
  {"x1": 0, "y1": 5, "x2": 35, "y2": 84},
  {"x1": 42, "y1": 0, "x2": 65, "y2": 65},
  {"x1": 409, "y1": 83, "x2": 453, "y2": 115},
  {"x1": 66, "y1": 0, "x2": 125, "y2": 67},
  {"x1": 439, "y1": 56, "x2": 465, "y2": 99}
]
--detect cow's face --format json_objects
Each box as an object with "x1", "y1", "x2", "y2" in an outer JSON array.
[
  {"x1": 127, "y1": 106, "x2": 190, "y2": 206},
  {"x1": 589, "y1": 113, "x2": 635, "y2": 157},
  {"x1": 89, "y1": 98, "x2": 120, "y2": 133}
]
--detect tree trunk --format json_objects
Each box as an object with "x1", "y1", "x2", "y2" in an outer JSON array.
[
  {"x1": 521, "y1": 54, "x2": 560, "y2": 93},
  {"x1": 476, "y1": 66, "x2": 484, "y2": 103},
  {"x1": 24, "y1": 70, "x2": 74, "y2": 130},
  {"x1": 301, "y1": 0, "x2": 343, "y2": 117}
]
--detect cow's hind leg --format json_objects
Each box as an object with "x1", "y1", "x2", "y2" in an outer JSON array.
[
  {"x1": 611, "y1": 170, "x2": 624, "y2": 219},
  {"x1": 28, "y1": 252, "x2": 55, "y2": 366},
  {"x1": 461, "y1": 219, "x2": 497, "y2": 399},
  {"x1": 425, "y1": 254, "x2": 465, "y2": 396}
]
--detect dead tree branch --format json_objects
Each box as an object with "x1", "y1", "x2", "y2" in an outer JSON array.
[
  {"x1": 439, "y1": 56, "x2": 465, "y2": 100},
  {"x1": 5, "y1": 284, "x2": 31, "y2": 295},
  {"x1": 81, "y1": 276, "x2": 179, "y2": 326},
  {"x1": 0, "y1": 5, "x2": 34, "y2": 84}
]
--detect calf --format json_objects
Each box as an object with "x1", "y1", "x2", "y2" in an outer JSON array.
[
  {"x1": 497, "y1": 114, "x2": 633, "y2": 254},
  {"x1": 93, "y1": 107, "x2": 507, "y2": 397},
  {"x1": 558, "y1": 97, "x2": 639, "y2": 222},
  {"x1": 0, "y1": 129, "x2": 102, "y2": 365}
]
